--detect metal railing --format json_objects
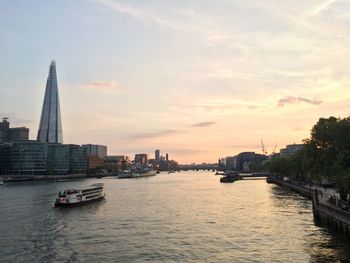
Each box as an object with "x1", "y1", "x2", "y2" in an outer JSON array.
[{"x1": 317, "y1": 200, "x2": 350, "y2": 219}]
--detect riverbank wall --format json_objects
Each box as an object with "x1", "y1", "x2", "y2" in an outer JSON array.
[
  {"x1": 266, "y1": 176, "x2": 313, "y2": 198},
  {"x1": 2, "y1": 172, "x2": 117, "y2": 182},
  {"x1": 267, "y1": 176, "x2": 350, "y2": 235},
  {"x1": 312, "y1": 194, "x2": 350, "y2": 235}
]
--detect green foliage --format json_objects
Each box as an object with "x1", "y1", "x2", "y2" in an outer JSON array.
[
  {"x1": 249, "y1": 161, "x2": 266, "y2": 172},
  {"x1": 265, "y1": 156, "x2": 290, "y2": 175},
  {"x1": 265, "y1": 116, "x2": 350, "y2": 199}
]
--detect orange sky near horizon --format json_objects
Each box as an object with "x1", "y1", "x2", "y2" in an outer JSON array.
[{"x1": 2, "y1": 0, "x2": 350, "y2": 163}]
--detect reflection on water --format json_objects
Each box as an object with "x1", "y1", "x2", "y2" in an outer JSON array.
[
  {"x1": 270, "y1": 185, "x2": 350, "y2": 263},
  {"x1": 0, "y1": 171, "x2": 349, "y2": 262}
]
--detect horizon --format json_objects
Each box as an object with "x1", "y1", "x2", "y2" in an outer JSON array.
[{"x1": 1, "y1": 0, "x2": 350, "y2": 163}]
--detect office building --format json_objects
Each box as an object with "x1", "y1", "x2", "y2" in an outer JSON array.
[
  {"x1": 47, "y1": 144, "x2": 87, "y2": 174},
  {"x1": 224, "y1": 152, "x2": 267, "y2": 172},
  {"x1": 83, "y1": 144, "x2": 107, "y2": 158},
  {"x1": 135, "y1": 154, "x2": 148, "y2": 166},
  {"x1": 0, "y1": 118, "x2": 29, "y2": 143},
  {"x1": 0, "y1": 118, "x2": 9, "y2": 143},
  {"x1": 8, "y1": 127, "x2": 29, "y2": 142},
  {"x1": 47, "y1": 144, "x2": 70, "y2": 174},
  {"x1": 87, "y1": 155, "x2": 104, "y2": 170},
  {"x1": 0, "y1": 141, "x2": 48, "y2": 175},
  {"x1": 68, "y1": 144, "x2": 87, "y2": 173},
  {"x1": 280, "y1": 143, "x2": 303, "y2": 157},
  {"x1": 104, "y1": 155, "x2": 128, "y2": 171},
  {"x1": 0, "y1": 141, "x2": 89, "y2": 175},
  {"x1": 37, "y1": 61, "x2": 63, "y2": 143},
  {"x1": 225, "y1": 156, "x2": 237, "y2": 170},
  {"x1": 155, "y1": 149, "x2": 160, "y2": 161}
]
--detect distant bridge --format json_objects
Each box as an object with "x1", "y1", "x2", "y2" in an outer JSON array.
[{"x1": 179, "y1": 165, "x2": 219, "y2": 171}]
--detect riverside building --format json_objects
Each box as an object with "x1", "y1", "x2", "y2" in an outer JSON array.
[
  {"x1": 83, "y1": 144, "x2": 107, "y2": 171},
  {"x1": 279, "y1": 143, "x2": 303, "y2": 157},
  {"x1": 0, "y1": 142, "x2": 87, "y2": 175},
  {"x1": 155, "y1": 149, "x2": 160, "y2": 161},
  {"x1": 135, "y1": 154, "x2": 148, "y2": 166},
  {"x1": 104, "y1": 155, "x2": 128, "y2": 171},
  {"x1": 0, "y1": 118, "x2": 29, "y2": 143},
  {"x1": 0, "y1": 141, "x2": 47, "y2": 175},
  {"x1": 83, "y1": 144, "x2": 107, "y2": 158}
]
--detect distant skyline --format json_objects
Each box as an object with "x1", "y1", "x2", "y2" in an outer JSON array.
[{"x1": 1, "y1": 0, "x2": 350, "y2": 163}]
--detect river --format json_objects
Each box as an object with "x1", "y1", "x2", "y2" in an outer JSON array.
[{"x1": 1, "y1": 171, "x2": 349, "y2": 262}]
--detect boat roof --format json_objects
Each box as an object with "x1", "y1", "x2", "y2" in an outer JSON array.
[{"x1": 61, "y1": 183, "x2": 104, "y2": 193}]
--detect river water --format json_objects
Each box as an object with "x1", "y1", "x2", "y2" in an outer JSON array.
[{"x1": 1, "y1": 171, "x2": 349, "y2": 263}]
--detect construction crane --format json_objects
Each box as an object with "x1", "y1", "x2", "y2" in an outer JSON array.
[
  {"x1": 261, "y1": 139, "x2": 268, "y2": 155},
  {"x1": 272, "y1": 143, "x2": 278, "y2": 154}
]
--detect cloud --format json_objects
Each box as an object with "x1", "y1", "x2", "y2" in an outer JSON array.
[
  {"x1": 127, "y1": 129, "x2": 186, "y2": 139},
  {"x1": 1, "y1": 114, "x2": 34, "y2": 126},
  {"x1": 92, "y1": 0, "x2": 181, "y2": 31},
  {"x1": 278, "y1": 96, "x2": 322, "y2": 107},
  {"x1": 308, "y1": 0, "x2": 338, "y2": 16},
  {"x1": 79, "y1": 81, "x2": 121, "y2": 93},
  {"x1": 165, "y1": 148, "x2": 208, "y2": 156},
  {"x1": 192, "y1": 121, "x2": 216, "y2": 127}
]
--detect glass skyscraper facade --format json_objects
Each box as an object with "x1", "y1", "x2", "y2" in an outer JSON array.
[
  {"x1": 37, "y1": 61, "x2": 63, "y2": 144},
  {"x1": 47, "y1": 144, "x2": 70, "y2": 174},
  {"x1": 0, "y1": 142, "x2": 88, "y2": 175},
  {"x1": 0, "y1": 141, "x2": 48, "y2": 175}
]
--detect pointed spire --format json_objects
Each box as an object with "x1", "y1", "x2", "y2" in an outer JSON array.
[{"x1": 37, "y1": 60, "x2": 63, "y2": 143}]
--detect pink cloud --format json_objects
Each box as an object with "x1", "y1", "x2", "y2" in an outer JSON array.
[
  {"x1": 79, "y1": 81, "x2": 121, "y2": 93},
  {"x1": 278, "y1": 96, "x2": 322, "y2": 107}
]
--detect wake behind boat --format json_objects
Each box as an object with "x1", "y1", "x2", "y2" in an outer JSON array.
[{"x1": 55, "y1": 183, "x2": 105, "y2": 207}]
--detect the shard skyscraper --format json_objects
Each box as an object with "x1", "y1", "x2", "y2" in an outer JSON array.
[{"x1": 37, "y1": 61, "x2": 63, "y2": 143}]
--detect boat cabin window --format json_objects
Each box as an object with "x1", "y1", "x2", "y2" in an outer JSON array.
[{"x1": 63, "y1": 190, "x2": 78, "y2": 194}]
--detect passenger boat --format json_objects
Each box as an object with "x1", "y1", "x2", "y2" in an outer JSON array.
[{"x1": 55, "y1": 183, "x2": 105, "y2": 207}]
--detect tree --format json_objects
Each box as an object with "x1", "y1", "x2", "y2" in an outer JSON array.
[
  {"x1": 265, "y1": 156, "x2": 291, "y2": 175},
  {"x1": 265, "y1": 116, "x2": 350, "y2": 201},
  {"x1": 306, "y1": 117, "x2": 350, "y2": 199}
]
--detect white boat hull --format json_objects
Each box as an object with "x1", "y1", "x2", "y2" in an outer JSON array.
[{"x1": 132, "y1": 170, "x2": 157, "y2": 178}]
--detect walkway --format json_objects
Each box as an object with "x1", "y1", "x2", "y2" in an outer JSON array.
[{"x1": 284, "y1": 180, "x2": 350, "y2": 219}]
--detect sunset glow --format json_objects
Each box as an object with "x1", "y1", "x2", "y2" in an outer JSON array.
[{"x1": 1, "y1": 0, "x2": 350, "y2": 163}]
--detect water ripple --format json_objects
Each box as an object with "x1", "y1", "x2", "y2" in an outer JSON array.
[{"x1": 1, "y1": 172, "x2": 350, "y2": 262}]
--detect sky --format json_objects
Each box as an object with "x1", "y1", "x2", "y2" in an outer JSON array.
[{"x1": 1, "y1": 0, "x2": 350, "y2": 163}]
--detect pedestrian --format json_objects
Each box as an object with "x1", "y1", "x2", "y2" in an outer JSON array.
[{"x1": 315, "y1": 189, "x2": 319, "y2": 203}]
